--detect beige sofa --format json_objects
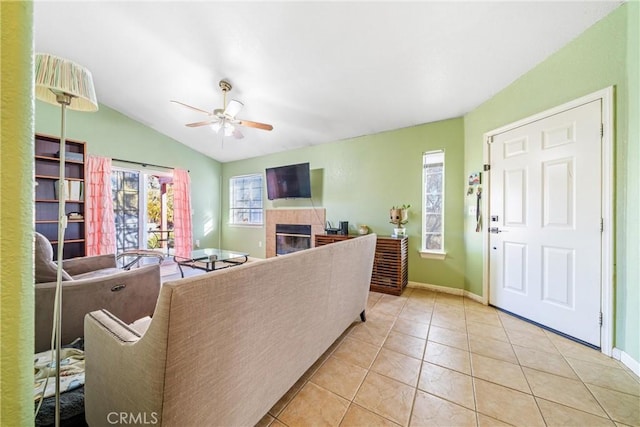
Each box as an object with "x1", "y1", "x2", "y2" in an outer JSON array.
[{"x1": 84, "y1": 233, "x2": 376, "y2": 426}]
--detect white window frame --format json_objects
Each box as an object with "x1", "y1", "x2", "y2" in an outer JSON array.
[
  {"x1": 229, "y1": 174, "x2": 264, "y2": 226},
  {"x1": 420, "y1": 150, "x2": 446, "y2": 259}
]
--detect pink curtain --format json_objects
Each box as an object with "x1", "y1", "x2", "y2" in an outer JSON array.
[
  {"x1": 172, "y1": 168, "x2": 193, "y2": 259},
  {"x1": 85, "y1": 155, "x2": 116, "y2": 256}
]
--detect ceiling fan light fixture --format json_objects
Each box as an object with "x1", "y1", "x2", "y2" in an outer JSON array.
[
  {"x1": 223, "y1": 122, "x2": 235, "y2": 137},
  {"x1": 232, "y1": 128, "x2": 244, "y2": 139},
  {"x1": 210, "y1": 121, "x2": 222, "y2": 133},
  {"x1": 225, "y1": 99, "x2": 243, "y2": 118},
  {"x1": 211, "y1": 120, "x2": 236, "y2": 136}
]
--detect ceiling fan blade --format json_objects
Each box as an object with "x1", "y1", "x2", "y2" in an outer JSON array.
[
  {"x1": 185, "y1": 119, "x2": 216, "y2": 128},
  {"x1": 171, "y1": 100, "x2": 211, "y2": 115},
  {"x1": 238, "y1": 120, "x2": 273, "y2": 131},
  {"x1": 224, "y1": 99, "x2": 244, "y2": 118}
]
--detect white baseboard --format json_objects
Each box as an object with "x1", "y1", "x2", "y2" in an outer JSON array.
[
  {"x1": 463, "y1": 291, "x2": 484, "y2": 304},
  {"x1": 612, "y1": 348, "x2": 640, "y2": 377},
  {"x1": 408, "y1": 281, "x2": 484, "y2": 304}
]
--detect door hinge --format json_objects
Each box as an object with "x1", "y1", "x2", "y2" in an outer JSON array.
[
  {"x1": 600, "y1": 218, "x2": 604, "y2": 233},
  {"x1": 600, "y1": 123, "x2": 604, "y2": 138},
  {"x1": 599, "y1": 312, "x2": 603, "y2": 326},
  {"x1": 487, "y1": 135, "x2": 494, "y2": 144},
  {"x1": 484, "y1": 164, "x2": 491, "y2": 171}
]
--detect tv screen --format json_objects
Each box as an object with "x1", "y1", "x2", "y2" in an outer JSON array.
[{"x1": 265, "y1": 162, "x2": 311, "y2": 200}]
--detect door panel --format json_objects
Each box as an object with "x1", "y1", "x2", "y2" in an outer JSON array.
[
  {"x1": 503, "y1": 242, "x2": 527, "y2": 294},
  {"x1": 489, "y1": 100, "x2": 602, "y2": 346},
  {"x1": 543, "y1": 158, "x2": 574, "y2": 228},
  {"x1": 504, "y1": 168, "x2": 527, "y2": 226},
  {"x1": 541, "y1": 246, "x2": 574, "y2": 308}
]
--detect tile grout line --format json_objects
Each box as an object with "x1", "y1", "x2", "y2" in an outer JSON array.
[
  {"x1": 337, "y1": 294, "x2": 393, "y2": 426},
  {"x1": 463, "y1": 300, "x2": 481, "y2": 427},
  {"x1": 495, "y1": 309, "x2": 626, "y2": 426},
  {"x1": 423, "y1": 299, "x2": 479, "y2": 414},
  {"x1": 497, "y1": 303, "x2": 549, "y2": 427},
  {"x1": 542, "y1": 327, "x2": 617, "y2": 424},
  {"x1": 341, "y1": 292, "x2": 412, "y2": 426},
  {"x1": 403, "y1": 294, "x2": 436, "y2": 427}
]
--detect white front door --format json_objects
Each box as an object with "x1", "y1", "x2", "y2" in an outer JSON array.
[{"x1": 489, "y1": 100, "x2": 602, "y2": 346}]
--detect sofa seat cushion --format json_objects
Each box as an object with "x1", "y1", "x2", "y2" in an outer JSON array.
[{"x1": 72, "y1": 268, "x2": 121, "y2": 280}]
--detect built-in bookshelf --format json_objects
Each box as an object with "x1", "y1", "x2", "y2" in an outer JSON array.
[{"x1": 35, "y1": 133, "x2": 87, "y2": 260}]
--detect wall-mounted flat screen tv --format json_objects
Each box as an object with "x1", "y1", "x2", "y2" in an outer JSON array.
[{"x1": 265, "y1": 162, "x2": 311, "y2": 200}]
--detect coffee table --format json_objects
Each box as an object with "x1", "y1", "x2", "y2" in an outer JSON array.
[{"x1": 173, "y1": 248, "x2": 249, "y2": 278}]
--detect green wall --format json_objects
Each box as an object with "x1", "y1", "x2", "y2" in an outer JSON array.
[
  {"x1": 463, "y1": 4, "x2": 638, "y2": 361},
  {"x1": 35, "y1": 102, "x2": 223, "y2": 249},
  {"x1": 621, "y1": 0, "x2": 639, "y2": 366},
  {"x1": 0, "y1": 2, "x2": 35, "y2": 424},
  {"x1": 222, "y1": 118, "x2": 467, "y2": 289}
]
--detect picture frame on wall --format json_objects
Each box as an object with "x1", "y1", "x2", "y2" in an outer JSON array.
[{"x1": 468, "y1": 172, "x2": 481, "y2": 186}]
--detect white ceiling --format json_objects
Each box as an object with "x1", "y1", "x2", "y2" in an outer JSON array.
[{"x1": 34, "y1": 1, "x2": 622, "y2": 163}]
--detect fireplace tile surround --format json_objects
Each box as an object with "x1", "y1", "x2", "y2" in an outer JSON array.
[{"x1": 266, "y1": 209, "x2": 326, "y2": 258}]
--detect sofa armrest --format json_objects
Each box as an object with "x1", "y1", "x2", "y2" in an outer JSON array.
[
  {"x1": 85, "y1": 309, "x2": 144, "y2": 343},
  {"x1": 61, "y1": 254, "x2": 117, "y2": 276},
  {"x1": 34, "y1": 264, "x2": 161, "y2": 352},
  {"x1": 85, "y1": 309, "x2": 167, "y2": 426}
]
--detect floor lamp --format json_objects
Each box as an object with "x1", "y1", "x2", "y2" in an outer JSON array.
[{"x1": 34, "y1": 53, "x2": 98, "y2": 426}]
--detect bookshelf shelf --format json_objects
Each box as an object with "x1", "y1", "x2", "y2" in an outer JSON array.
[
  {"x1": 36, "y1": 174, "x2": 84, "y2": 181},
  {"x1": 36, "y1": 219, "x2": 85, "y2": 224},
  {"x1": 48, "y1": 239, "x2": 86, "y2": 245},
  {"x1": 35, "y1": 133, "x2": 87, "y2": 260},
  {"x1": 35, "y1": 155, "x2": 84, "y2": 165},
  {"x1": 35, "y1": 199, "x2": 85, "y2": 203}
]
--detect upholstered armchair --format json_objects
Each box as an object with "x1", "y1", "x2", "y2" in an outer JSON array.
[{"x1": 34, "y1": 232, "x2": 162, "y2": 352}]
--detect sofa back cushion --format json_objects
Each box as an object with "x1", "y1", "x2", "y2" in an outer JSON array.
[
  {"x1": 35, "y1": 232, "x2": 73, "y2": 283},
  {"x1": 158, "y1": 234, "x2": 376, "y2": 426}
]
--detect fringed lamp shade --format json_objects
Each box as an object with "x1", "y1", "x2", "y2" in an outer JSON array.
[{"x1": 35, "y1": 53, "x2": 98, "y2": 111}]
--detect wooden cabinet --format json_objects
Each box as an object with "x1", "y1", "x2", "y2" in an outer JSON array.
[
  {"x1": 371, "y1": 236, "x2": 409, "y2": 295},
  {"x1": 315, "y1": 234, "x2": 408, "y2": 295},
  {"x1": 35, "y1": 133, "x2": 87, "y2": 260}
]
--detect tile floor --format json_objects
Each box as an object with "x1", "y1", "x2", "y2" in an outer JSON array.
[{"x1": 257, "y1": 288, "x2": 640, "y2": 427}]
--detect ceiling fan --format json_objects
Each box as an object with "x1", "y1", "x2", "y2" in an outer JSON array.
[{"x1": 171, "y1": 80, "x2": 273, "y2": 139}]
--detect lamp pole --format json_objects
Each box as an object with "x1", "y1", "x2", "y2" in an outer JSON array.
[{"x1": 54, "y1": 92, "x2": 72, "y2": 427}]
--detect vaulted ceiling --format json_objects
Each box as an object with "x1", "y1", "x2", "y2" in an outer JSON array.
[{"x1": 34, "y1": 1, "x2": 622, "y2": 162}]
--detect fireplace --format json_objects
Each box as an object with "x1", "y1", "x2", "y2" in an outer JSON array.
[
  {"x1": 275, "y1": 224, "x2": 312, "y2": 255},
  {"x1": 265, "y1": 209, "x2": 325, "y2": 258}
]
